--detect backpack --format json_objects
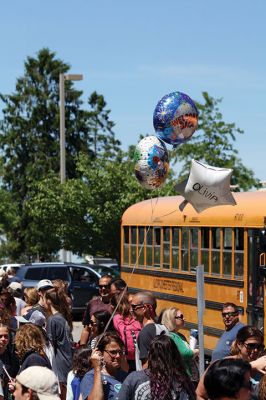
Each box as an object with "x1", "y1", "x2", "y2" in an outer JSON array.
[{"x1": 113, "y1": 315, "x2": 142, "y2": 361}]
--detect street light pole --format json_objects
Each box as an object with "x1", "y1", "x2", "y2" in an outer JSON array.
[
  {"x1": 59, "y1": 73, "x2": 66, "y2": 184},
  {"x1": 59, "y1": 73, "x2": 83, "y2": 261}
]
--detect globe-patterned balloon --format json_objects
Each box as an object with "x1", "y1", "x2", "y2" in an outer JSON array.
[
  {"x1": 134, "y1": 136, "x2": 169, "y2": 190},
  {"x1": 153, "y1": 91, "x2": 198, "y2": 146}
]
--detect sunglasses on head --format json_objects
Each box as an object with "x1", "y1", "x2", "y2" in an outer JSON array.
[
  {"x1": 222, "y1": 311, "x2": 238, "y2": 318},
  {"x1": 99, "y1": 284, "x2": 111, "y2": 289},
  {"x1": 243, "y1": 342, "x2": 264, "y2": 352},
  {"x1": 175, "y1": 314, "x2": 184, "y2": 320}
]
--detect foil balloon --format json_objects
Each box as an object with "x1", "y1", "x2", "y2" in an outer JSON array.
[
  {"x1": 134, "y1": 136, "x2": 169, "y2": 190},
  {"x1": 174, "y1": 160, "x2": 236, "y2": 213},
  {"x1": 153, "y1": 91, "x2": 198, "y2": 146}
]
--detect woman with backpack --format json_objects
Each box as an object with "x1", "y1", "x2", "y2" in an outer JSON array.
[{"x1": 112, "y1": 293, "x2": 142, "y2": 372}]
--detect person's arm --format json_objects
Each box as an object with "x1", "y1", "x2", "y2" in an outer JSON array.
[
  {"x1": 80, "y1": 326, "x2": 91, "y2": 346},
  {"x1": 250, "y1": 355, "x2": 266, "y2": 374},
  {"x1": 86, "y1": 349, "x2": 104, "y2": 400},
  {"x1": 170, "y1": 333, "x2": 194, "y2": 361},
  {"x1": 66, "y1": 371, "x2": 74, "y2": 400},
  {"x1": 80, "y1": 304, "x2": 92, "y2": 346}
]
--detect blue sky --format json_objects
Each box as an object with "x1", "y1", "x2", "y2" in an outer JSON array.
[{"x1": 1, "y1": 0, "x2": 265, "y2": 180}]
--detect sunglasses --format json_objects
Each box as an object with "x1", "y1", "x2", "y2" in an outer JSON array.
[
  {"x1": 88, "y1": 320, "x2": 97, "y2": 326},
  {"x1": 131, "y1": 303, "x2": 145, "y2": 311},
  {"x1": 104, "y1": 349, "x2": 125, "y2": 357},
  {"x1": 243, "y1": 342, "x2": 264, "y2": 352},
  {"x1": 175, "y1": 314, "x2": 184, "y2": 320},
  {"x1": 99, "y1": 284, "x2": 111, "y2": 289},
  {"x1": 222, "y1": 311, "x2": 238, "y2": 318}
]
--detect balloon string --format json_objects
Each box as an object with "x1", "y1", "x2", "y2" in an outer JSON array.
[{"x1": 95, "y1": 196, "x2": 159, "y2": 346}]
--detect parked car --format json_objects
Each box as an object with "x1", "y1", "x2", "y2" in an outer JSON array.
[
  {"x1": 10, "y1": 263, "x2": 102, "y2": 314},
  {"x1": 0, "y1": 263, "x2": 24, "y2": 273}
]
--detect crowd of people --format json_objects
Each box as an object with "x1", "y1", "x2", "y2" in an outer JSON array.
[{"x1": 0, "y1": 269, "x2": 266, "y2": 400}]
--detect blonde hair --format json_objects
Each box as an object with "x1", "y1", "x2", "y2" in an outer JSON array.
[
  {"x1": 161, "y1": 307, "x2": 180, "y2": 332},
  {"x1": 15, "y1": 324, "x2": 46, "y2": 359},
  {"x1": 24, "y1": 287, "x2": 39, "y2": 306}
]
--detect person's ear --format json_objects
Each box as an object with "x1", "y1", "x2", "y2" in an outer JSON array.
[{"x1": 26, "y1": 388, "x2": 33, "y2": 400}]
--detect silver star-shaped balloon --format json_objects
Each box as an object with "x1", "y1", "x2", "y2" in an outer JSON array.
[{"x1": 174, "y1": 160, "x2": 237, "y2": 213}]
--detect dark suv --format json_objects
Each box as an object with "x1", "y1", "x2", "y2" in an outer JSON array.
[{"x1": 12, "y1": 263, "x2": 102, "y2": 314}]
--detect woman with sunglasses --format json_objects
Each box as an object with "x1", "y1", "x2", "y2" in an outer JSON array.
[
  {"x1": 87, "y1": 310, "x2": 113, "y2": 351},
  {"x1": 197, "y1": 326, "x2": 266, "y2": 400},
  {"x1": 161, "y1": 307, "x2": 199, "y2": 383},
  {"x1": 80, "y1": 332, "x2": 128, "y2": 400}
]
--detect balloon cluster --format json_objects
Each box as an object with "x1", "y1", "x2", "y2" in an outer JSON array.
[{"x1": 134, "y1": 91, "x2": 198, "y2": 189}]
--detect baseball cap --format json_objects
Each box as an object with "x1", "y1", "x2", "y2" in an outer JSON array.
[
  {"x1": 28, "y1": 310, "x2": 46, "y2": 327},
  {"x1": 36, "y1": 279, "x2": 54, "y2": 291},
  {"x1": 16, "y1": 366, "x2": 60, "y2": 400},
  {"x1": 8, "y1": 282, "x2": 23, "y2": 291},
  {"x1": 15, "y1": 310, "x2": 46, "y2": 327}
]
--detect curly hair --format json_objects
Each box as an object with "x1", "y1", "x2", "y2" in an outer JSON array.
[
  {"x1": 72, "y1": 347, "x2": 91, "y2": 377},
  {"x1": 148, "y1": 335, "x2": 196, "y2": 400},
  {"x1": 259, "y1": 373, "x2": 266, "y2": 399},
  {"x1": 24, "y1": 287, "x2": 39, "y2": 306},
  {"x1": 97, "y1": 331, "x2": 124, "y2": 353},
  {"x1": 15, "y1": 323, "x2": 46, "y2": 359},
  {"x1": 0, "y1": 304, "x2": 12, "y2": 327}
]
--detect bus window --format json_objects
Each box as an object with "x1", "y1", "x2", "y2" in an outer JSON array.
[
  {"x1": 212, "y1": 228, "x2": 220, "y2": 275},
  {"x1": 163, "y1": 227, "x2": 170, "y2": 269},
  {"x1": 130, "y1": 227, "x2": 137, "y2": 266},
  {"x1": 138, "y1": 227, "x2": 145, "y2": 266},
  {"x1": 172, "y1": 227, "x2": 179, "y2": 270},
  {"x1": 234, "y1": 228, "x2": 244, "y2": 278},
  {"x1": 146, "y1": 228, "x2": 153, "y2": 267},
  {"x1": 190, "y1": 228, "x2": 198, "y2": 271},
  {"x1": 154, "y1": 227, "x2": 161, "y2": 268},
  {"x1": 201, "y1": 228, "x2": 209, "y2": 273},
  {"x1": 223, "y1": 228, "x2": 232, "y2": 276},
  {"x1": 181, "y1": 228, "x2": 189, "y2": 271},
  {"x1": 123, "y1": 226, "x2": 129, "y2": 265}
]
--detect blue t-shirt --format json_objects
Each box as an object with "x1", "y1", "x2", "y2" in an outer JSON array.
[
  {"x1": 211, "y1": 322, "x2": 245, "y2": 361},
  {"x1": 80, "y1": 369, "x2": 128, "y2": 400}
]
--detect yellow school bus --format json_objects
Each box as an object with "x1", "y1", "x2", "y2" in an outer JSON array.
[{"x1": 120, "y1": 191, "x2": 266, "y2": 356}]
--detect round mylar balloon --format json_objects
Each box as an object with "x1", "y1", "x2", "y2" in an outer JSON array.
[
  {"x1": 134, "y1": 136, "x2": 169, "y2": 190},
  {"x1": 153, "y1": 91, "x2": 198, "y2": 146}
]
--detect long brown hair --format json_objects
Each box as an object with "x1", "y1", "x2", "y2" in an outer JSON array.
[
  {"x1": 15, "y1": 324, "x2": 46, "y2": 359},
  {"x1": 230, "y1": 325, "x2": 264, "y2": 356},
  {"x1": 45, "y1": 288, "x2": 72, "y2": 330}
]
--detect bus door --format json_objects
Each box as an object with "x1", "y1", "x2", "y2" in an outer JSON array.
[{"x1": 247, "y1": 229, "x2": 265, "y2": 330}]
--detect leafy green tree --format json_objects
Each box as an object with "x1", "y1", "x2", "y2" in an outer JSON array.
[
  {"x1": 26, "y1": 148, "x2": 176, "y2": 260},
  {"x1": 87, "y1": 92, "x2": 121, "y2": 159},
  {"x1": 171, "y1": 92, "x2": 260, "y2": 191},
  {"x1": 0, "y1": 48, "x2": 120, "y2": 259}
]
